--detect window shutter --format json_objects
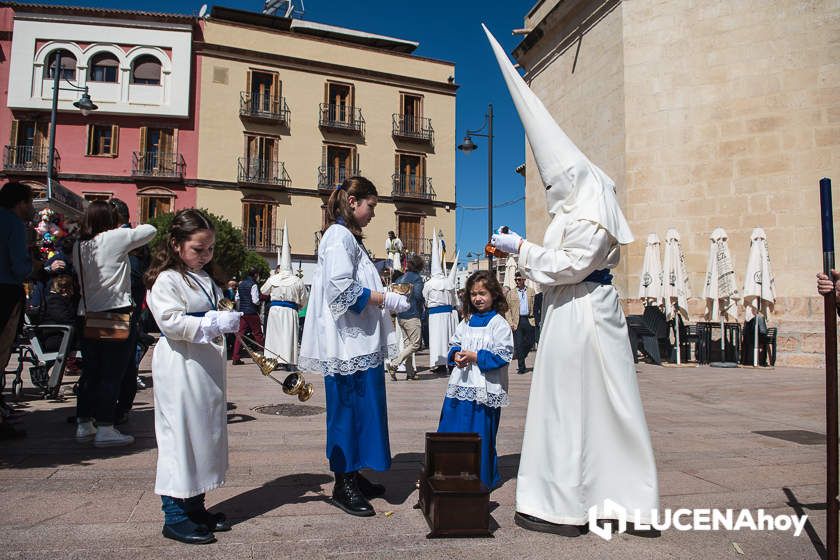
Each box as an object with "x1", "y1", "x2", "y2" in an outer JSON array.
[
  {"x1": 111, "y1": 125, "x2": 119, "y2": 156},
  {"x1": 139, "y1": 127, "x2": 147, "y2": 153},
  {"x1": 321, "y1": 144, "x2": 327, "y2": 168},
  {"x1": 349, "y1": 84, "x2": 355, "y2": 108},
  {"x1": 172, "y1": 128, "x2": 178, "y2": 155},
  {"x1": 86, "y1": 124, "x2": 93, "y2": 155},
  {"x1": 9, "y1": 120, "x2": 18, "y2": 145},
  {"x1": 272, "y1": 73, "x2": 280, "y2": 100},
  {"x1": 245, "y1": 70, "x2": 252, "y2": 94},
  {"x1": 353, "y1": 149, "x2": 359, "y2": 175},
  {"x1": 323, "y1": 81, "x2": 329, "y2": 105},
  {"x1": 35, "y1": 122, "x2": 48, "y2": 148}
]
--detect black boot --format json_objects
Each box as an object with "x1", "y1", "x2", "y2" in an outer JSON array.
[
  {"x1": 162, "y1": 518, "x2": 216, "y2": 544},
  {"x1": 514, "y1": 512, "x2": 588, "y2": 537},
  {"x1": 356, "y1": 472, "x2": 385, "y2": 498},
  {"x1": 188, "y1": 509, "x2": 232, "y2": 532},
  {"x1": 331, "y1": 472, "x2": 375, "y2": 517}
]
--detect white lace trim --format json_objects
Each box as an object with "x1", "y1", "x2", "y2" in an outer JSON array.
[
  {"x1": 299, "y1": 343, "x2": 398, "y2": 376},
  {"x1": 338, "y1": 326, "x2": 368, "y2": 339},
  {"x1": 492, "y1": 347, "x2": 513, "y2": 364},
  {"x1": 445, "y1": 384, "x2": 510, "y2": 408},
  {"x1": 329, "y1": 281, "x2": 364, "y2": 319}
]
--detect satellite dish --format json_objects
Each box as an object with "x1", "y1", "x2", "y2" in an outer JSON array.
[{"x1": 198, "y1": 4, "x2": 208, "y2": 18}]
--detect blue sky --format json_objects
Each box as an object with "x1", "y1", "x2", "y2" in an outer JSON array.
[{"x1": 39, "y1": 0, "x2": 529, "y2": 259}]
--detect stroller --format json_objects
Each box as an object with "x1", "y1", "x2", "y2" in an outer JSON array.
[{"x1": 4, "y1": 314, "x2": 79, "y2": 400}]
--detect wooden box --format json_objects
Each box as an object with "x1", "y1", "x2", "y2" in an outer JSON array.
[{"x1": 416, "y1": 432, "x2": 491, "y2": 538}]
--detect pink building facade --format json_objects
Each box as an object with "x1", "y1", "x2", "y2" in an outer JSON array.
[{"x1": 0, "y1": 3, "x2": 200, "y2": 224}]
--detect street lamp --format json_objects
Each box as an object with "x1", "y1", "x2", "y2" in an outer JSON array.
[
  {"x1": 46, "y1": 49, "x2": 97, "y2": 199},
  {"x1": 457, "y1": 103, "x2": 494, "y2": 267}
]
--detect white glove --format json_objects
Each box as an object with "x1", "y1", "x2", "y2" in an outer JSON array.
[
  {"x1": 383, "y1": 291, "x2": 410, "y2": 313},
  {"x1": 491, "y1": 229, "x2": 523, "y2": 254},
  {"x1": 216, "y1": 310, "x2": 243, "y2": 334},
  {"x1": 193, "y1": 310, "x2": 242, "y2": 343}
]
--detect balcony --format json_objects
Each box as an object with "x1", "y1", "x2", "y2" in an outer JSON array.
[
  {"x1": 391, "y1": 173, "x2": 436, "y2": 201},
  {"x1": 240, "y1": 92, "x2": 290, "y2": 125},
  {"x1": 317, "y1": 166, "x2": 361, "y2": 192},
  {"x1": 3, "y1": 145, "x2": 59, "y2": 174},
  {"x1": 131, "y1": 152, "x2": 185, "y2": 180},
  {"x1": 392, "y1": 114, "x2": 434, "y2": 145},
  {"x1": 319, "y1": 103, "x2": 365, "y2": 136},
  {"x1": 237, "y1": 158, "x2": 291, "y2": 187},
  {"x1": 243, "y1": 227, "x2": 284, "y2": 253},
  {"x1": 400, "y1": 236, "x2": 434, "y2": 256}
]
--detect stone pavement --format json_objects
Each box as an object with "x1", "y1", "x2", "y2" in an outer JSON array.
[{"x1": 0, "y1": 350, "x2": 831, "y2": 559}]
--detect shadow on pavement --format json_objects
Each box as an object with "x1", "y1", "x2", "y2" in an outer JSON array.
[
  {"x1": 0, "y1": 398, "x2": 157, "y2": 468},
  {"x1": 783, "y1": 487, "x2": 827, "y2": 560},
  {"x1": 215, "y1": 473, "x2": 333, "y2": 524}
]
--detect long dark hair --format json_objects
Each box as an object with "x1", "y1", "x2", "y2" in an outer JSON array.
[
  {"x1": 324, "y1": 175, "x2": 378, "y2": 241},
  {"x1": 79, "y1": 200, "x2": 117, "y2": 241},
  {"x1": 462, "y1": 270, "x2": 509, "y2": 318},
  {"x1": 145, "y1": 209, "x2": 223, "y2": 288}
]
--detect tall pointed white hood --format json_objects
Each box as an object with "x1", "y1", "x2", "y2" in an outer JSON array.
[
  {"x1": 482, "y1": 23, "x2": 633, "y2": 245},
  {"x1": 430, "y1": 228, "x2": 444, "y2": 278},
  {"x1": 447, "y1": 251, "x2": 459, "y2": 289},
  {"x1": 280, "y1": 220, "x2": 292, "y2": 273}
]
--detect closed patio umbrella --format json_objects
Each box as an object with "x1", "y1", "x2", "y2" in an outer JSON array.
[
  {"x1": 639, "y1": 233, "x2": 663, "y2": 307},
  {"x1": 704, "y1": 227, "x2": 740, "y2": 366},
  {"x1": 743, "y1": 227, "x2": 776, "y2": 366},
  {"x1": 503, "y1": 255, "x2": 518, "y2": 292},
  {"x1": 662, "y1": 229, "x2": 691, "y2": 364}
]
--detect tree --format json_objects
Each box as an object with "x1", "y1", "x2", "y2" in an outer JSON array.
[
  {"x1": 146, "y1": 210, "x2": 265, "y2": 281},
  {"x1": 241, "y1": 250, "x2": 270, "y2": 280}
]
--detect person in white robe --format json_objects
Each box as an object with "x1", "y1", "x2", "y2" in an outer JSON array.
[
  {"x1": 423, "y1": 231, "x2": 458, "y2": 371},
  {"x1": 261, "y1": 222, "x2": 308, "y2": 369},
  {"x1": 385, "y1": 231, "x2": 403, "y2": 272},
  {"x1": 145, "y1": 209, "x2": 243, "y2": 544},
  {"x1": 484, "y1": 25, "x2": 659, "y2": 534},
  {"x1": 437, "y1": 270, "x2": 513, "y2": 489},
  {"x1": 299, "y1": 177, "x2": 408, "y2": 517}
]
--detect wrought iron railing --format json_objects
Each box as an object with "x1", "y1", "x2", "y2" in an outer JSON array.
[
  {"x1": 131, "y1": 151, "x2": 185, "y2": 179},
  {"x1": 318, "y1": 103, "x2": 365, "y2": 135},
  {"x1": 240, "y1": 92, "x2": 290, "y2": 125},
  {"x1": 391, "y1": 173, "x2": 436, "y2": 200},
  {"x1": 392, "y1": 114, "x2": 434, "y2": 144},
  {"x1": 399, "y1": 236, "x2": 434, "y2": 257},
  {"x1": 243, "y1": 226, "x2": 284, "y2": 252},
  {"x1": 237, "y1": 158, "x2": 291, "y2": 187},
  {"x1": 317, "y1": 165, "x2": 361, "y2": 191},
  {"x1": 3, "y1": 145, "x2": 58, "y2": 173}
]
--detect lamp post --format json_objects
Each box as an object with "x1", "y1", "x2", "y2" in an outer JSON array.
[
  {"x1": 46, "y1": 49, "x2": 97, "y2": 199},
  {"x1": 458, "y1": 103, "x2": 494, "y2": 268}
]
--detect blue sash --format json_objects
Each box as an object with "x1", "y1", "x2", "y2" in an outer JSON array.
[
  {"x1": 428, "y1": 305, "x2": 454, "y2": 315},
  {"x1": 583, "y1": 268, "x2": 613, "y2": 285},
  {"x1": 271, "y1": 300, "x2": 300, "y2": 311},
  {"x1": 160, "y1": 311, "x2": 207, "y2": 338}
]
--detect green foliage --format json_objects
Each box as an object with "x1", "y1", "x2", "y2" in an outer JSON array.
[
  {"x1": 146, "y1": 209, "x2": 259, "y2": 281},
  {"x1": 241, "y1": 250, "x2": 270, "y2": 280}
]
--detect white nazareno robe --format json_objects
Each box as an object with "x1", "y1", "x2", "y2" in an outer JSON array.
[
  {"x1": 423, "y1": 276, "x2": 458, "y2": 368},
  {"x1": 260, "y1": 272, "x2": 308, "y2": 366},
  {"x1": 147, "y1": 269, "x2": 228, "y2": 499},
  {"x1": 515, "y1": 216, "x2": 659, "y2": 525}
]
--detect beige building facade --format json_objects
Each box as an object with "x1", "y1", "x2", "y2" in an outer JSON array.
[
  {"x1": 193, "y1": 7, "x2": 456, "y2": 278},
  {"x1": 514, "y1": 0, "x2": 840, "y2": 366}
]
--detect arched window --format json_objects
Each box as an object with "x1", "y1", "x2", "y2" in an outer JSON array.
[
  {"x1": 43, "y1": 50, "x2": 76, "y2": 80},
  {"x1": 88, "y1": 53, "x2": 120, "y2": 83},
  {"x1": 132, "y1": 55, "x2": 162, "y2": 85}
]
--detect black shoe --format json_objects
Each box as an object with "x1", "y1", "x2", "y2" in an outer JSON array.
[
  {"x1": 514, "y1": 512, "x2": 588, "y2": 537},
  {"x1": 231, "y1": 359, "x2": 244, "y2": 366},
  {"x1": 188, "y1": 510, "x2": 232, "y2": 532},
  {"x1": 517, "y1": 369, "x2": 527, "y2": 374},
  {"x1": 162, "y1": 519, "x2": 216, "y2": 544},
  {"x1": 331, "y1": 472, "x2": 375, "y2": 517},
  {"x1": 356, "y1": 473, "x2": 385, "y2": 498}
]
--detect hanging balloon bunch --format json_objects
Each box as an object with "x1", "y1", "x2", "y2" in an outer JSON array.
[{"x1": 34, "y1": 208, "x2": 70, "y2": 261}]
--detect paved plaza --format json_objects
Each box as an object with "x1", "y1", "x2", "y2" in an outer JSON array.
[{"x1": 0, "y1": 350, "x2": 831, "y2": 559}]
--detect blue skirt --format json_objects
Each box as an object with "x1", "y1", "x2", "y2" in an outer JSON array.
[
  {"x1": 324, "y1": 365, "x2": 391, "y2": 473},
  {"x1": 437, "y1": 397, "x2": 502, "y2": 490}
]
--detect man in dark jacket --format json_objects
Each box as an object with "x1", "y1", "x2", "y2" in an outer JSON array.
[
  {"x1": 232, "y1": 269, "x2": 266, "y2": 365},
  {"x1": 387, "y1": 254, "x2": 425, "y2": 380}
]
